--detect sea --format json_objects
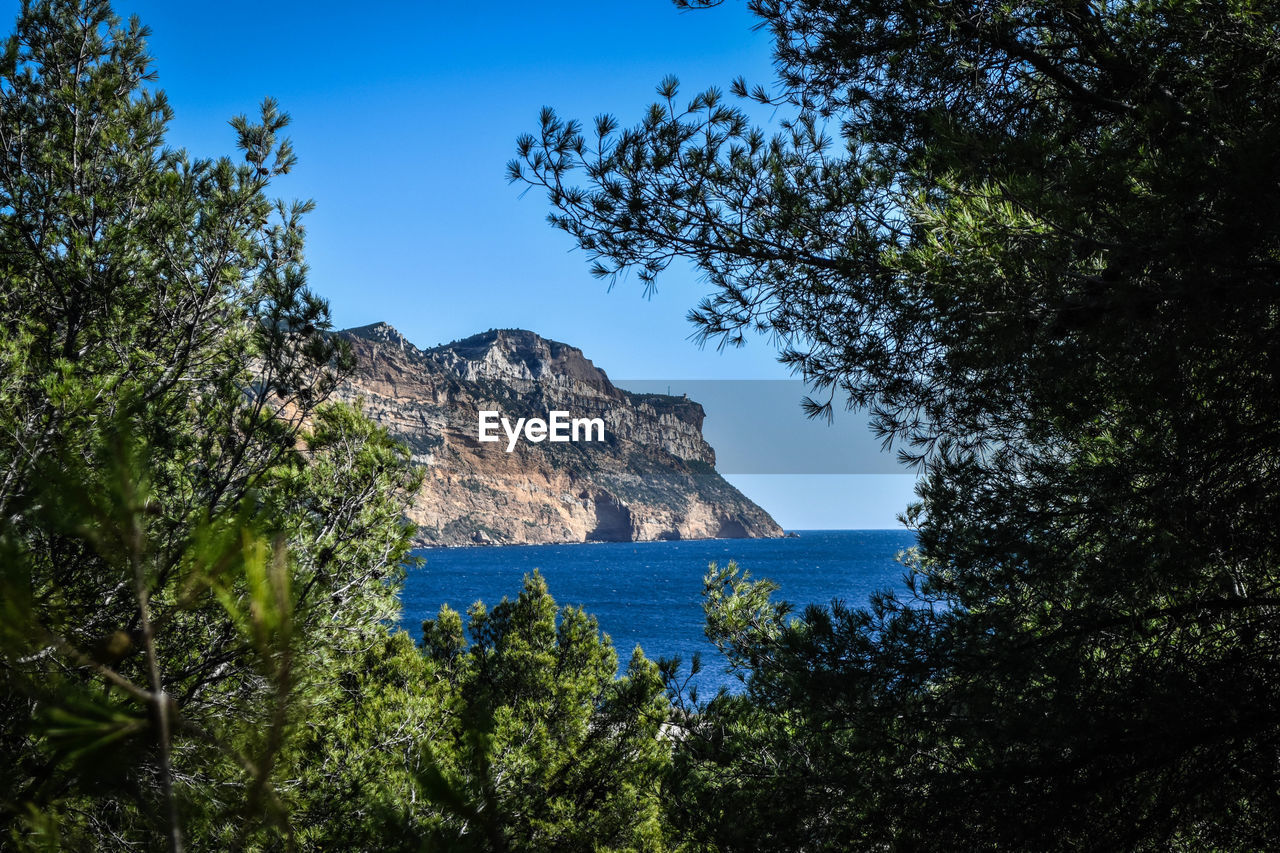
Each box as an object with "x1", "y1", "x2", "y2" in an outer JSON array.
[{"x1": 398, "y1": 529, "x2": 917, "y2": 695}]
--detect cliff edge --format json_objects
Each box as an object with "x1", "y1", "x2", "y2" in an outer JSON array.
[{"x1": 332, "y1": 322, "x2": 783, "y2": 547}]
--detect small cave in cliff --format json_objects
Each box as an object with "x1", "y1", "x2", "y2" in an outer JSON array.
[
  {"x1": 715, "y1": 518, "x2": 750, "y2": 539},
  {"x1": 587, "y1": 494, "x2": 635, "y2": 542}
]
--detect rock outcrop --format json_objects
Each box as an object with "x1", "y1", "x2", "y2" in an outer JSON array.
[{"x1": 331, "y1": 322, "x2": 783, "y2": 547}]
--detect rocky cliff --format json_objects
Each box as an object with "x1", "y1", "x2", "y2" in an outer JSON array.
[{"x1": 331, "y1": 322, "x2": 783, "y2": 547}]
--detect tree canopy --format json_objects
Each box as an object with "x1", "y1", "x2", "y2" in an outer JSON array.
[
  {"x1": 513, "y1": 0, "x2": 1280, "y2": 848},
  {"x1": 0, "y1": 0, "x2": 427, "y2": 846}
]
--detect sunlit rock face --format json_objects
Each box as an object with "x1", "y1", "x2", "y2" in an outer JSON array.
[{"x1": 333, "y1": 323, "x2": 783, "y2": 547}]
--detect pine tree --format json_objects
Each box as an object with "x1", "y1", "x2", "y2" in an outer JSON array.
[
  {"x1": 413, "y1": 573, "x2": 671, "y2": 852},
  {"x1": 0, "y1": 2, "x2": 419, "y2": 848},
  {"x1": 513, "y1": 0, "x2": 1280, "y2": 847}
]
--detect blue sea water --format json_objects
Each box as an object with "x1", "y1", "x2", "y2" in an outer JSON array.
[{"x1": 398, "y1": 529, "x2": 916, "y2": 694}]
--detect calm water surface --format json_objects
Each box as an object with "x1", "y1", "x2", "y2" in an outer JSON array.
[{"x1": 399, "y1": 529, "x2": 916, "y2": 693}]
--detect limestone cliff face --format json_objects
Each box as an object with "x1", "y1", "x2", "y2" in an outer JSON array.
[{"x1": 332, "y1": 322, "x2": 783, "y2": 547}]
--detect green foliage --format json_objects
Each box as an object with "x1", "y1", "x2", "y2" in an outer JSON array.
[
  {"x1": 515, "y1": 0, "x2": 1280, "y2": 848},
  {"x1": 275, "y1": 574, "x2": 675, "y2": 852},
  {"x1": 279, "y1": 630, "x2": 447, "y2": 851},
  {"x1": 414, "y1": 573, "x2": 672, "y2": 852},
  {"x1": 0, "y1": 1, "x2": 419, "y2": 849}
]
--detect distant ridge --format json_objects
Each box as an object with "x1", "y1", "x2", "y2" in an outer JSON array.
[
  {"x1": 342, "y1": 321, "x2": 413, "y2": 349},
  {"x1": 331, "y1": 322, "x2": 782, "y2": 547}
]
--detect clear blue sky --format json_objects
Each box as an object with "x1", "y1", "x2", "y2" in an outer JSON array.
[{"x1": 15, "y1": 0, "x2": 919, "y2": 527}]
